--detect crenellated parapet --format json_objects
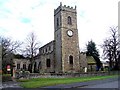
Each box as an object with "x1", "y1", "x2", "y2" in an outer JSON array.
[{"x1": 54, "y1": 2, "x2": 77, "y2": 16}]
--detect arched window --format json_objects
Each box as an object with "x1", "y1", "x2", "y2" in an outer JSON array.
[
  {"x1": 23, "y1": 64, "x2": 26, "y2": 70},
  {"x1": 46, "y1": 59, "x2": 50, "y2": 67},
  {"x1": 38, "y1": 61, "x2": 41, "y2": 69},
  {"x1": 17, "y1": 64, "x2": 20, "y2": 69},
  {"x1": 34, "y1": 62, "x2": 37, "y2": 73},
  {"x1": 68, "y1": 16, "x2": 72, "y2": 25},
  {"x1": 57, "y1": 18, "x2": 59, "y2": 27},
  {"x1": 69, "y1": 55, "x2": 73, "y2": 65}
]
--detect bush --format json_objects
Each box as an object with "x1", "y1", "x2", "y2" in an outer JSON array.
[
  {"x1": 15, "y1": 70, "x2": 30, "y2": 79},
  {"x1": 2, "y1": 74, "x2": 12, "y2": 82},
  {"x1": 22, "y1": 71, "x2": 30, "y2": 78}
]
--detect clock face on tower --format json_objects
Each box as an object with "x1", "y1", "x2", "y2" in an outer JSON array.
[{"x1": 67, "y1": 30, "x2": 73, "y2": 37}]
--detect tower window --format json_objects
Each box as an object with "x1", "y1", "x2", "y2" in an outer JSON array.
[
  {"x1": 68, "y1": 16, "x2": 72, "y2": 25},
  {"x1": 69, "y1": 55, "x2": 73, "y2": 64},
  {"x1": 57, "y1": 18, "x2": 59, "y2": 27},
  {"x1": 46, "y1": 59, "x2": 50, "y2": 67}
]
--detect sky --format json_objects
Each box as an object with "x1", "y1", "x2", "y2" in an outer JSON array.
[{"x1": 0, "y1": 0, "x2": 119, "y2": 60}]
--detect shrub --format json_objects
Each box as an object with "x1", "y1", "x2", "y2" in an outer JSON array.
[
  {"x1": 15, "y1": 70, "x2": 30, "y2": 79},
  {"x1": 2, "y1": 74, "x2": 12, "y2": 82}
]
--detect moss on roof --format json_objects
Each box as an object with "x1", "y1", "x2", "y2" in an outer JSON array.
[{"x1": 87, "y1": 56, "x2": 96, "y2": 65}]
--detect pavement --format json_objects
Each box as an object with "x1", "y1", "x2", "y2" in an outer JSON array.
[{"x1": 1, "y1": 81, "x2": 22, "y2": 89}]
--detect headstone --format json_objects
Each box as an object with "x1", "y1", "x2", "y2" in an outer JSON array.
[{"x1": 84, "y1": 67, "x2": 87, "y2": 73}]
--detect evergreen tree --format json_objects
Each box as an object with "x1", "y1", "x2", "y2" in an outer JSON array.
[{"x1": 86, "y1": 40, "x2": 102, "y2": 71}]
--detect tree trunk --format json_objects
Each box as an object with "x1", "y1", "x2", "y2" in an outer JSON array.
[{"x1": 109, "y1": 58, "x2": 112, "y2": 70}]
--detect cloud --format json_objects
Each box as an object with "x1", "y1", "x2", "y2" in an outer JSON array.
[
  {"x1": 0, "y1": 0, "x2": 12, "y2": 19},
  {"x1": 0, "y1": 27, "x2": 8, "y2": 35},
  {"x1": 0, "y1": 8, "x2": 11, "y2": 14},
  {"x1": 0, "y1": 0, "x2": 119, "y2": 58},
  {"x1": 31, "y1": 0, "x2": 46, "y2": 10},
  {"x1": 79, "y1": 11, "x2": 85, "y2": 18},
  {"x1": 20, "y1": 17, "x2": 31, "y2": 23},
  {"x1": 0, "y1": 0, "x2": 9, "y2": 6}
]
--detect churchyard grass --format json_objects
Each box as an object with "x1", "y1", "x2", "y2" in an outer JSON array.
[{"x1": 19, "y1": 75, "x2": 118, "y2": 88}]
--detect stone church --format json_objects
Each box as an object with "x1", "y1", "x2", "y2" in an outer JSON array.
[
  {"x1": 14, "y1": 3, "x2": 96, "y2": 73},
  {"x1": 38, "y1": 3, "x2": 87, "y2": 73}
]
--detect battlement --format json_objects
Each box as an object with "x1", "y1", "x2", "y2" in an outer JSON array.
[
  {"x1": 63, "y1": 4, "x2": 76, "y2": 9},
  {"x1": 54, "y1": 2, "x2": 76, "y2": 15}
]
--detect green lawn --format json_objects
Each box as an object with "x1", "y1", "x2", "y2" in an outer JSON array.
[{"x1": 19, "y1": 75, "x2": 118, "y2": 88}]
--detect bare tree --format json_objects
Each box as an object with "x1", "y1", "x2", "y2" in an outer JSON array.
[
  {"x1": 23, "y1": 32, "x2": 40, "y2": 73},
  {"x1": 102, "y1": 39, "x2": 113, "y2": 69},
  {"x1": 0, "y1": 36, "x2": 22, "y2": 73},
  {"x1": 102, "y1": 26, "x2": 120, "y2": 70}
]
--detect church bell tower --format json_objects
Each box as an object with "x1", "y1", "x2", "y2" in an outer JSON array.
[{"x1": 54, "y1": 3, "x2": 80, "y2": 73}]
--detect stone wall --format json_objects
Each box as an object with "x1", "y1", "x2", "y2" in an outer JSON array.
[
  {"x1": 79, "y1": 53, "x2": 87, "y2": 72},
  {"x1": 26, "y1": 71, "x2": 118, "y2": 79},
  {"x1": 54, "y1": 3, "x2": 80, "y2": 73},
  {"x1": 39, "y1": 41, "x2": 55, "y2": 73},
  {"x1": 54, "y1": 29, "x2": 62, "y2": 73},
  {"x1": 14, "y1": 59, "x2": 30, "y2": 71}
]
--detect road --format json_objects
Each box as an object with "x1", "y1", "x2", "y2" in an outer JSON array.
[
  {"x1": 81, "y1": 80, "x2": 119, "y2": 88},
  {"x1": 1, "y1": 77, "x2": 119, "y2": 89},
  {"x1": 0, "y1": 81, "x2": 22, "y2": 89}
]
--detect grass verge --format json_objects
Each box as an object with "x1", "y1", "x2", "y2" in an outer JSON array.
[{"x1": 18, "y1": 75, "x2": 118, "y2": 88}]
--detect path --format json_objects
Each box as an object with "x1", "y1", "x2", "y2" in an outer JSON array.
[{"x1": 1, "y1": 81, "x2": 22, "y2": 89}]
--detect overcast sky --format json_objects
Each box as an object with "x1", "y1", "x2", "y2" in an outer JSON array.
[{"x1": 0, "y1": 0, "x2": 119, "y2": 60}]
